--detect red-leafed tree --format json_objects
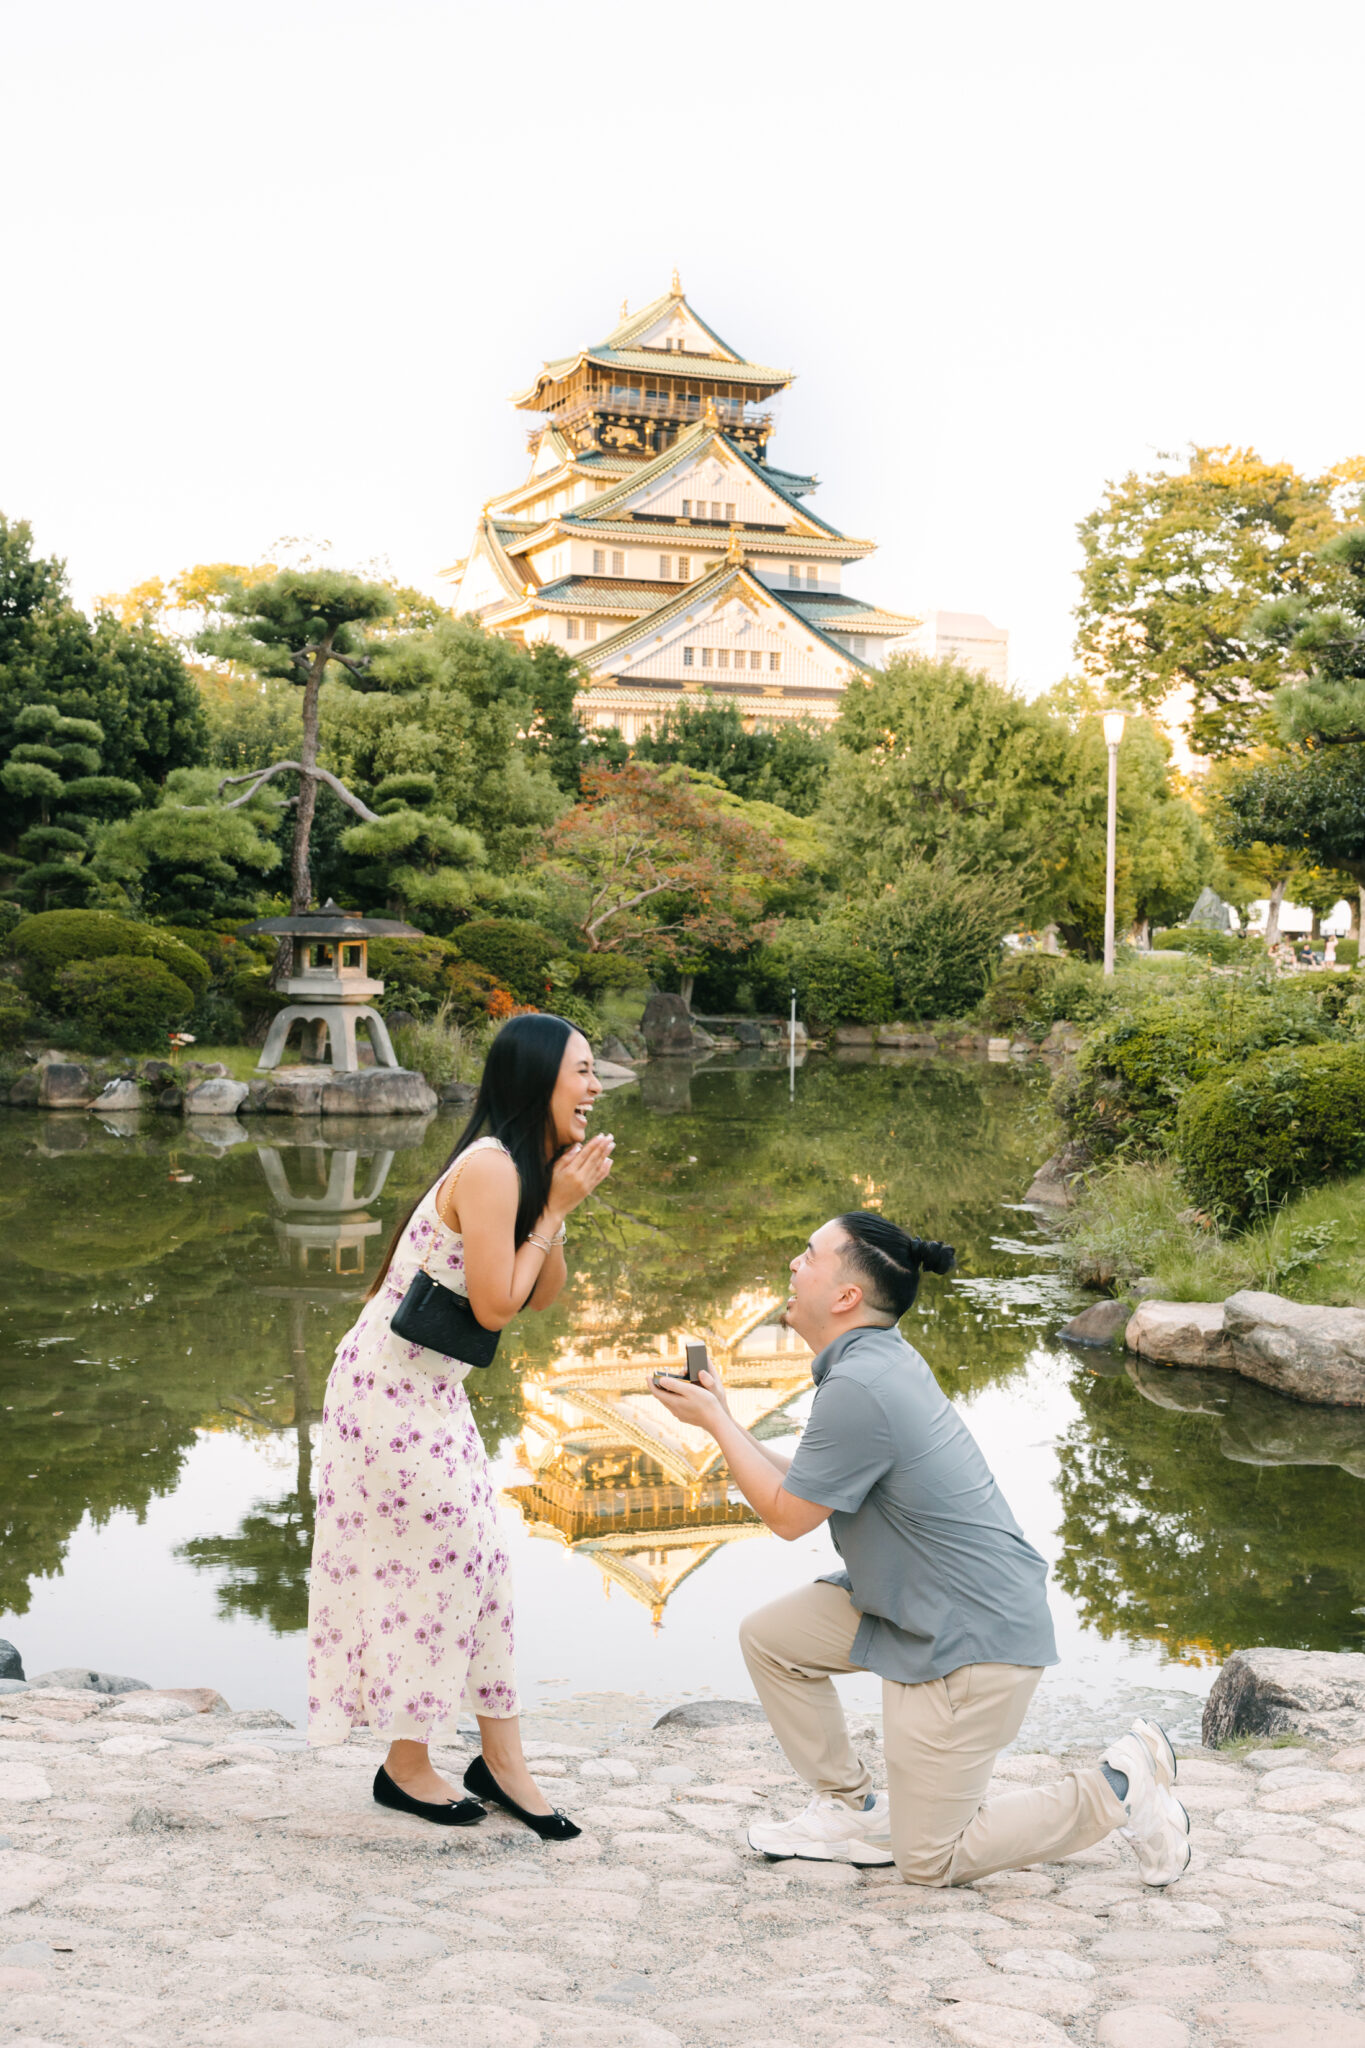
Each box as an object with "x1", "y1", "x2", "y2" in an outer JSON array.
[{"x1": 539, "y1": 761, "x2": 796, "y2": 992}]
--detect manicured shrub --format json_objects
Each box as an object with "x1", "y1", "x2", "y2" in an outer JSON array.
[
  {"x1": 1152, "y1": 927, "x2": 1247, "y2": 964},
  {"x1": 54, "y1": 955, "x2": 196, "y2": 1050},
  {"x1": 1336, "y1": 938, "x2": 1359, "y2": 967},
  {"x1": 755, "y1": 929, "x2": 894, "y2": 1026},
  {"x1": 367, "y1": 933, "x2": 464, "y2": 1016},
  {"x1": 542, "y1": 993, "x2": 604, "y2": 1045},
  {"x1": 1061, "y1": 981, "x2": 1334, "y2": 1160},
  {"x1": 1176, "y1": 1042, "x2": 1365, "y2": 1222},
  {"x1": 0, "y1": 984, "x2": 33, "y2": 1046},
  {"x1": 983, "y1": 954, "x2": 1064, "y2": 1033},
  {"x1": 573, "y1": 951, "x2": 646, "y2": 997},
  {"x1": 9, "y1": 909, "x2": 210, "y2": 1003},
  {"x1": 454, "y1": 919, "x2": 558, "y2": 1004},
  {"x1": 850, "y1": 864, "x2": 1015, "y2": 1021}
]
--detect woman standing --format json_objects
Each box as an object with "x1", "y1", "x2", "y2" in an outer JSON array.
[{"x1": 307, "y1": 1014, "x2": 613, "y2": 1838}]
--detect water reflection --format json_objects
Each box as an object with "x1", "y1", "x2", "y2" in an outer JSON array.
[
  {"x1": 505, "y1": 1294, "x2": 811, "y2": 1625},
  {"x1": 0, "y1": 1058, "x2": 1360, "y2": 1693}
]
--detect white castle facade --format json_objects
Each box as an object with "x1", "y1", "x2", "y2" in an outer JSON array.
[{"x1": 446, "y1": 279, "x2": 1004, "y2": 741}]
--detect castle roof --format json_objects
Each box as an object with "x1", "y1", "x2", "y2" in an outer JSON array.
[{"x1": 511, "y1": 286, "x2": 792, "y2": 409}]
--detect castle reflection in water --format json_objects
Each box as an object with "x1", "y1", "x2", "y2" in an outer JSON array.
[{"x1": 504, "y1": 1298, "x2": 813, "y2": 1626}]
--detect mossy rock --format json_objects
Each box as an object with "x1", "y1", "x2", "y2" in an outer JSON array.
[{"x1": 1175, "y1": 1041, "x2": 1365, "y2": 1222}]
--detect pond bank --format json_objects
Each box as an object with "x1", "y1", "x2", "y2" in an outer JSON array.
[{"x1": 4, "y1": 1680, "x2": 1365, "y2": 2048}]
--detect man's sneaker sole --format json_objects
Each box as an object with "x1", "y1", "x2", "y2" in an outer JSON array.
[{"x1": 746, "y1": 1827, "x2": 892, "y2": 1865}]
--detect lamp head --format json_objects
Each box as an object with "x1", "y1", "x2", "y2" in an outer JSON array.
[{"x1": 1102, "y1": 710, "x2": 1127, "y2": 747}]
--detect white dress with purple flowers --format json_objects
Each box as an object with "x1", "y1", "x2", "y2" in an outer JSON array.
[{"x1": 306, "y1": 1137, "x2": 519, "y2": 1745}]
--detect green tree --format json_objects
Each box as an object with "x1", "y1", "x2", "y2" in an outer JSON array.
[
  {"x1": 635, "y1": 696, "x2": 832, "y2": 816},
  {"x1": 1073, "y1": 447, "x2": 1365, "y2": 755},
  {"x1": 199, "y1": 570, "x2": 396, "y2": 919},
  {"x1": 0, "y1": 514, "x2": 207, "y2": 792},
  {"x1": 1, "y1": 702, "x2": 142, "y2": 910},
  {"x1": 93, "y1": 767, "x2": 282, "y2": 923}
]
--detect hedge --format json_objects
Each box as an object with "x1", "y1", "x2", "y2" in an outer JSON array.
[
  {"x1": 1059, "y1": 982, "x2": 1332, "y2": 1159},
  {"x1": 755, "y1": 929, "x2": 894, "y2": 1027},
  {"x1": 9, "y1": 910, "x2": 211, "y2": 1003},
  {"x1": 1152, "y1": 927, "x2": 1248, "y2": 964},
  {"x1": 0, "y1": 985, "x2": 32, "y2": 1047},
  {"x1": 454, "y1": 919, "x2": 558, "y2": 1004},
  {"x1": 54, "y1": 955, "x2": 197, "y2": 1050},
  {"x1": 1176, "y1": 1042, "x2": 1365, "y2": 1222}
]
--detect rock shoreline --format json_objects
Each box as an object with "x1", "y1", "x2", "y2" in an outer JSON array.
[{"x1": 5, "y1": 1675, "x2": 1365, "y2": 2048}]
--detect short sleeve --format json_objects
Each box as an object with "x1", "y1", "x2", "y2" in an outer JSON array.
[{"x1": 783, "y1": 1375, "x2": 893, "y2": 1514}]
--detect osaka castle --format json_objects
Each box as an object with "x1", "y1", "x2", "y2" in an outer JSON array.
[{"x1": 444, "y1": 277, "x2": 925, "y2": 741}]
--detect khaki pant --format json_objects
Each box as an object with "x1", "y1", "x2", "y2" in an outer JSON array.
[{"x1": 739, "y1": 1581, "x2": 1124, "y2": 1886}]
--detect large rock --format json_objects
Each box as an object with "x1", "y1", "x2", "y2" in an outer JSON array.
[
  {"x1": 6, "y1": 1070, "x2": 41, "y2": 1106},
  {"x1": 92, "y1": 1077, "x2": 143, "y2": 1113},
  {"x1": 38, "y1": 1062, "x2": 96, "y2": 1108},
  {"x1": 652, "y1": 1699, "x2": 769, "y2": 1730},
  {"x1": 1124, "y1": 1299, "x2": 1233, "y2": 1369},
  {"x1": 1060, "y1": 1299, "x2": 1132, "y2": 1347},
  {"x1": 1221, "y1": 1290, "x2": 1365, "y2": 1407},
  {"x1": 27, "y1": 1666, "x2": 149, "y2": 1695},
  {"x1": 439, "y1": 1079, "x2": 478, "y2": 1107},
  {"x1": 1203, "y1": 1646, "x2": 1365, "y2": 1746},
  {"x1": 641, "y1": 992, "x2": 715, "y2": 1058},
  {"x1": 183, "y1": 1078, "x2": 249, "y2": 1116},
  {"x1": 0, "y1": 1640, "x2": 23, "y2": 1681},
  {"x1": 318, "y1": 1068, "x2": 436, "y2": 1116},
  {"x1": 1024, "y1": 1140, "x2": 1090, "y2": 1210}
]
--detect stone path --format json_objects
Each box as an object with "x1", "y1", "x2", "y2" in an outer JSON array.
[{"x1": 3, "y1": 1684, "x2": 1365, "y2": 2048}]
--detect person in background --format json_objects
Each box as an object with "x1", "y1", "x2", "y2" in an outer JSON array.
[
  {"x1": 651, "y1": 1211, "x2": 1190, "y2": 1887},
  {"x1": 307, "y1": 1014, "x2": 613, "y2": 1840}
]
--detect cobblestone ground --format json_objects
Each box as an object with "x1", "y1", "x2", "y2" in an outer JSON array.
[{"x1": 3, "y1": 1685, "x2": 1365, "y2": 2048}]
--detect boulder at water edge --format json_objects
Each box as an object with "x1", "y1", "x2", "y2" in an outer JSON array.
[
  {"x1": 1125, "y1": 1299, "x2": 1232, "y2": 1369},
  {"x1": 1204, "y1": 1646, "x2": 1365, "y2": 1746},
  {"x1": 641, "y1": 992, "x2": 715, "y2": 1057},
  {"x1": 1060, "y1": 1298, "x2": 1132, "y2": 1346},
  {"x1": 28, "y1": 1666, "x2": 149, "y2": 1695},
  {"x1": 93, "y1": 1077, "x2": 144, "y2": 1112},
  {"x1": 318, "y1": 1068, "x2": 437, "y2": 1115},
  {"x1": 1221, "y1": 1290, "x2": 1365, "y2": 1407},
  {"x1": 0, "y1": 1640, "x2": 23, "y2": 1681},
  {"x1": 183, "y1": 1078, "x2": 249, "y2": 1116}
]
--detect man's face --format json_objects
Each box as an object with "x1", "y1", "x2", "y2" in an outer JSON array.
[{"x1": 783, "y1": 1219, "x2": 860, "y2": 1342}]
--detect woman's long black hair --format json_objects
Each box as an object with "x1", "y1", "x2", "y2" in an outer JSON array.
[{"x1": 366, "y1": 1012, "x2": 576, "y2": 1299}]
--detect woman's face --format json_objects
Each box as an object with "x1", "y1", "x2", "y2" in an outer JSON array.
[{"x1": 548, "y1": 1031, "x2": 602, "y2": 1149}]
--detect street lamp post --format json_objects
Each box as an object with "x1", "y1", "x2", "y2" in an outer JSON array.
[{"x1": 1102, "y1": 710, "x2": 1126, "y2": 976}]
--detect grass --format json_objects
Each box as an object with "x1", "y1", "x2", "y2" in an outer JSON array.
[
  {"x1": 1059, "y1": 1157, "x2": 1365, "y2": 1306},
  {"x1": 389, "y1": 1002, "x2": 489, "y2": 1089},
  {"x1": 173, "y1": 1043, "x2": 263, "y2": 1081},
  {"x1": 1213, "y1": 1731, "x2": 1314, "y2": 1756}
]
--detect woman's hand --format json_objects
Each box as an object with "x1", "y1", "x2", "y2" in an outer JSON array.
[{"x1": 547, "y1": 1132, "x2": 615, "y2": 1220}]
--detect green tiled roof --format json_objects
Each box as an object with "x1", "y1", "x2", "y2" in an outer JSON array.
[
  {"x1": 558, "y1": 421, "x2": 847, "y2": 540},
  {"x1": 786, "y1": 593, "x2": 919, "y2": 633},
  {"x1": 601, "y1": 289, "x2": 750, "y2": 363},
  {"x1": 533, "y1": 577, "x2": 670, "y2": 613},
  {"x1": 585, "y1": 562, "x2": 874, "y2": 676},
  {"x1": 514, "y1": 346, "x2": 790, "y2": 406}
]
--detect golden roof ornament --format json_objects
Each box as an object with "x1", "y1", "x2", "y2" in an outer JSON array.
[
  {"x1": 619, "y1": 296, "x2": 629, "y2": 320},
  {"x1": 702, "y1": 395, "x2": 719, "y2": 427},
  {"x1": 671, "y1": 266, "x2": 682, "y2": 293},
  {"x1": 726, "y1": 523, "x2": 745, "y2": 565}
]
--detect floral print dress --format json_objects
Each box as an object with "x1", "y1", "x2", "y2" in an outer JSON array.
[{"x1": 307, "y1": 1137, "x2": 519, "y2": 1745}]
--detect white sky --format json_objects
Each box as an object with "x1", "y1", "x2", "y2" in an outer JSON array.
[{"x1": 4, "y1": 0, "x2": 1364, "y2": 693}]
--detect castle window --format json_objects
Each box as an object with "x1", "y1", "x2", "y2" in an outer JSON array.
[
  {"x1": 659, "y1": 555, "x2": 672, "y2": 579},
  {"x1": 681, "y1": 499, "x2": 691, "y2": 517},
  {"x1": 789, "y1": 563, "x2": 801, "y2": 584},
  {"x1": 584, "y1": 619, "x2": 597, "y2": 642},
  {"x1": 683, "y1": 646, "x2": 694, "y2": 666},
  {"x1": 701, "y1": 647, "x2": 713, "y2": 668},
  {"x1": 725, "y1": 503, "x2": 736, "y2": 522},
  {"x1": 807, "y1": 566, "x2": 820, "y2": 588},
  {"x1": 677, "y1": 556, "x2": 690, "y2": 579},
  {"x1": 750, "y1": 650, "x2": 762, "y2": 670},
  {"x1": 611, "y1": 551, "x2": 625, "y2": 577},
  {"x1": 716, "y1": 648, "x2": 729, "y2": 668},
  {"x1": 711, "y1": 501, "x2": 722, "y2": 521},
  {"x1": 592, "y1": 549, "x2": 605, "y2": 574},
  {"x1": 769, "y1": 651, "x2": 782, "y2": 673},
  {"x1": 567, "y1": 618, "x2": 579, "y2": 640}
]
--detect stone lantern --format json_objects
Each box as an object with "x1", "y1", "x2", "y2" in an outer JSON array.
[{"x1": 240, "y1": 900, "x2": 422, "y2": 1073}]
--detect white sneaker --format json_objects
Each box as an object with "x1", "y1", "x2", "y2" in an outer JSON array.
[
  {"x1": 748, "y1": 1790, "x2": 893, "y2": 1865},
  {"x1": 1131, "y1": 1716, "x2": 1178, "y2": 1790},
  {"x1": 1102, "y1": 1731, "x2": 1191, "y2": 1887}
]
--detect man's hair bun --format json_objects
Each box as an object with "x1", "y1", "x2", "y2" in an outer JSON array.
[{"x1": 835, "y1": 1211, "x2": 956, "y2": 1317}]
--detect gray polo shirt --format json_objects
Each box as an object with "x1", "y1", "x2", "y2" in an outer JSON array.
[{"x1": 782, "y1": 1323, "x2": 1057, "y2": 1685}]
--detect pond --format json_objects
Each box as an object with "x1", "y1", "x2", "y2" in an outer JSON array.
[{"x1": 3, "y1": 1053, "x2": 1363, "y2": 1750}]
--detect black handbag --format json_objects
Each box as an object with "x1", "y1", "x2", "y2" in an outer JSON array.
[{"x1": 390, "y1": 1268, "x2": 501, "y2": 1369}]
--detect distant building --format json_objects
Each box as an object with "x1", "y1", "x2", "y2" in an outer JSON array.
[
  {"x1": 898, "y1": 609, "x2": 1009, "y2": 686},
  {"x1": 443, "y1": 279, "x2": 928, "y2": 743}
]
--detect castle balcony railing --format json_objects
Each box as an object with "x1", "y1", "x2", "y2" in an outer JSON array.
[{"x1": 528, "y1": 387, "x2": 773, "y2": 447}]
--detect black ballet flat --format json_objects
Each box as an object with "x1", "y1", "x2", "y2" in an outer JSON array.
[
  {"x1": 373, "y1": 1763, "x2": 486, "y2": 1826},
  {"x1": 463, "y1": 1752, "x2": 582, "y2": 1841}
]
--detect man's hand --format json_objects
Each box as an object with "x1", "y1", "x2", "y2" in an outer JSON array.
[{"x1": 649, "y1": 1367, "x2": 727, "y2": 1430}]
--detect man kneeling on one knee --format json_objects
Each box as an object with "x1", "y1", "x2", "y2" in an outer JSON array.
[{"x1": 650, "y1": 1212, "x2": 1190, "y2": 1888}]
